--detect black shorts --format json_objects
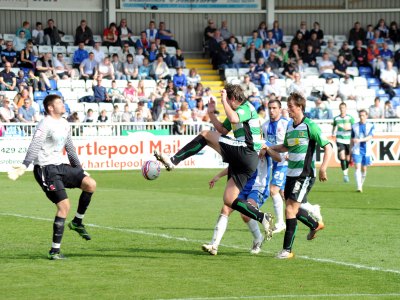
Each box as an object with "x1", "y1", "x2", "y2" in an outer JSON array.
[
  {"x1": 33, "y1": 164, "x2": 86, "y2": 204},
  {"x1": 337, "y1": 142, "x2": 350, "y2": 156},
  {"x1": 284, "y1": 176, "x2": 316, "y2": 203},
  {"x1": 218, "y1": 135, "x2": 258, "y2": 191}
]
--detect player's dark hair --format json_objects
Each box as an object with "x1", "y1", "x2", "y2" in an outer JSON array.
[
  {"x1": 268, "y1": 99, "x2": 282, "y2": 108},
  {"x1": 43, "y1": 94, "x2": 62, "y2": 114},
  {"x1": 287, "y1": 92, "x2": 306, "y2": 112},
  {"x1": 339, "y1": 102, "x2": 347, "y2": 108},
  {"x1": 359, "y1": 109, "x2": 368, "y2": 116},
  {"x1": 225, "y1": 84, "x2": 246, "y2": 103}
]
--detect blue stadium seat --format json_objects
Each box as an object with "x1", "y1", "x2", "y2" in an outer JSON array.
[
  {"x1": 33, "y1": 91, "x2": 47, "y2": 102},
  {"x1": 391, "y1": 97, "x2": 400, "y2": 108},
  {"x1": 47, "y1": 79, "x2": 58, "y2": 91},
  {"x1": 367, "y1": 78, "x2": 381, "y2": 87},
  {"x1": 368, "y1": 85, "x2": 380, "y2": 93},
  {"x1": 394, "y1": 89, "x2": 400, "y2": 96},
  {"x1": 47, "y1": 90, "x2": 63, "y2": 97},
  {"x1": 359, "y1": 66, "x2": 372, "y2": 76},
  {"x1": 35, "y1": 99, "x2": 45, "y2": 114}
]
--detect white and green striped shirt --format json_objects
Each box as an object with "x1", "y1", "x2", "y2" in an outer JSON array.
[
  {"x1": 333, "y1": 114, "x2": 355, "y2": 144},
  {"x1": 284, "y1": 117, "x2": 330, "y2": 177},
  {"x1": 223, "y1": 101, "x2": 263, "y2": 151}
]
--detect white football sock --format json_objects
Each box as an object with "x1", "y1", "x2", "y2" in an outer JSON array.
[
  {"x1": 272, "y1": 193, "x2": 284, "y2": 225},
  {"x1": 211, "y1": 214, "x2": 228, "y2": 247},
  {"x1": 355, "y1": 168, "x2": 362, "y2": 190},
  {"x1": 361, "y1": 171, "x2": 367, "y2": 185},
  {"x1": 300, "y1": 201, "x2": 313, "y2": 214},
  {"x1": 343, "y1": 168, "x2": 349, "y2": 176},
  {"x1": 247, "y1": 219, "x2": 263, "y2": 241}
]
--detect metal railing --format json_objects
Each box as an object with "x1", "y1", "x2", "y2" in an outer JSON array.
[{"x1": 0, "y1": 119, "x2": 399, "y2": 139}]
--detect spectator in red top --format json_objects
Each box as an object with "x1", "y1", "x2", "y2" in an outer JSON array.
[{"x1": 103, "y1": 23, "x2": 119, "y2": 47}]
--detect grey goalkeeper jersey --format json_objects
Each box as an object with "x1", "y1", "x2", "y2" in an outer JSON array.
[{"x1": 22, "y1": 116, "x2": 81, "y2": 168}]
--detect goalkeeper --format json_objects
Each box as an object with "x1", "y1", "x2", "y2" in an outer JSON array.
[{"x1": 8, "y1": 94, "x2": 97, "y2": 260}]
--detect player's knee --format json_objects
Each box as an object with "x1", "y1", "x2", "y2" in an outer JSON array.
[
  {"x1": 240, "y1": 214, "x2": 250, "y2": 223},
  {"x1": 82, "y1": 177, "x2": 96, "y2": 193},
  {"x1": 57, "y1": 199, "x2": 70, "y2": 217}
]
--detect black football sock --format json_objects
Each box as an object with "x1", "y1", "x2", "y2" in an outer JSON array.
[
  {"x1": 283, "y1": 218, "x2": 297, "y2": 251},
  {"x1": 51, "y1": 216, "x2": 65, "y2": 253},
  {"x1": 231, "y1": 199, "x2": 265, "y2": 222},
  {"x1": 296, "y1": 208, "x2": 318, "y2": 229},
  {"x1": 340, "y1": 160, "x2": 347, "y2": 171},
  {"x1": 73, "y1": 191, "x2": 93, "y2": 225},
  {"x1": 171, "y1": 135, "x2": 207, "y2": 165}
]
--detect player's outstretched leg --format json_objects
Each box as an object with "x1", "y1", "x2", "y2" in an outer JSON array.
[
  {"x1": 155, "y1": 135, "x2": 208, "y2": 171},
  {"x1": 297, "y1": 208, "x2": 325, "y2": 240},
  {"x1": 246, "y1": 219, "x2": 264, "y2": 254}
]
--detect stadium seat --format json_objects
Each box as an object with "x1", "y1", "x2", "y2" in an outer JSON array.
[
  {"x1": 47, "y1": 79, "x2": 58, "y2": 91},
  {"x1": 226, "y1": 76, "x2": 239, "y2": 84},
  {"x1": 282, "y1": 35, "x2": 293, "y2": 44},
  {"x1": 224, "y1": 68, "x2": 238, "y2": 79},
  {"x1": 166, "y1": 47, "x2": 176, "y2": 56},
  {"x1": 61, "y1": 90, "x2": 78, "y2": 101},
  {"x1": 323, "y1": 35, "x2": 334, "y2": 44},
  {"x1": 304, "y1": 67, "x2": 319, "y2": 78},
  {"x1": 130, "y1": 36, "x2": 140, "y2": 43},
  {"x1": 334, "y1": 35, "x2": 347, "y2": 43},
  {"x1": 358, "y1": 66, "x2": 372, "y2": 76},
  {"x1": 100, "y1": 46, "x2": 109, "y2": 55},
  {"x1": 242, "y1": 36, "x2": 252, "y2": 43},
  {"x1": 3, "y1": 33, "x2": 16, "y2": 42},
  {"x1": 236, "y1": 36, "x2": 243, "y2": 43},
  {"x1": 67, "y1": 46, "x2": 79, "y2": 56},
  {"x1": 99, "y1": 102, "x2": 114, "y2": 112},
  {"x1": 108, "y1": 46, "x2": 121, "y2": 54},
  {"x1": 34, "y1": 91, "x2": 48, "y2": 102},
  {"x1": 238, "y1": 68, "x2": 249, "y2": 77},
  {"x1": 93, "y1": 35, "x2": 102, "y2": 43},
  {"x1": 102, "y1": 79, "x2": 112, "y2": 89},
  {"x1": 85, "y1": 79, "x2": 94, "y2": 91},
  {"x1": 52, "y1": 45, "x2": 67, "y2": 55},
  {"x1": 394, "y1": 89, "x2": 400, "y2": 96},
  {"x1": 367, "y1": 78, "x2": 381, "y2": 87},
  {"x1": 38, "y1": 45, "x2": 53, "y2": 55},
  {"x1": 115, "y1": 80, "x2": 128, "y2": 89},
  {"x1": 143, "y1": 80, "x2": 156, "y2": 89},
  {"x1": 71, "y1": 79, "x2": 86, "y2": 91},
  {"x1": 57, "y1": 79, "x2": 72, "y2": 90},
  {"x1": 354, "y1": 76, "x2": 367, "y2": 88},
  {"x1": 61, "y1": 35, "x2": 74, "y2": 45},
  {"x1": 346, "y1": 67, "x2": 359, "y2": 77},
  {"x1": 84, "y1": 46, "x2": 94, "y2": 53},
  {"x1": 84, "y1": 102, "x2": 99, "y2": 112},
  {"x1": 47, "y1": 90, "x2": 63, "y2": 97}
]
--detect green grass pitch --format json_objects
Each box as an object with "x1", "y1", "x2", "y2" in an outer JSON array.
[{"x1": 0, "y1": 167, "x2": 399, "y2": 299}]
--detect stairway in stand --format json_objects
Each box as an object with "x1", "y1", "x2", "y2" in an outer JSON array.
[{"x1": 185, "y1": 58, "x2": 226, "y2": 120}]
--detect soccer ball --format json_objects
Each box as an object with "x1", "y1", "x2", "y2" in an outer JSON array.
[{"x1": 141, "y1": 160, "x2": 161, "y2": 180}]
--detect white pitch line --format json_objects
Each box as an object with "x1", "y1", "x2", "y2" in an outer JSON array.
[
  {"x1": 157, "y1": 293, "x2": 400, "y2": 300},
  {"x1": 1, "y1": 212, "x2": 400, "y2": 276}
]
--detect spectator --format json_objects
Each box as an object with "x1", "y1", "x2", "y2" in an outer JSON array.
[
  {"x1": 275, "y1": 44, "x2": 289, "y2": 66},
  {"x1": 54, "y1": 53, "x2": 77, "y2": 79},
  {"x1": 1, "y1": 41, "x2": 18, "y2": 67},
  {"x1": 380, "y1": 60, "x2": 397, "y2": 99},
  {"x1": 296, "y1": 21, "x2": 311, "y2": 40},
  {"x1": 151, "y1": 54, "x2": 170, "y2": 80},
  {"x1": 136, "y1": 31, "x2": 150, "y2": 52},
  {"x1": 108, "y1": 80, "x2": 125, "y2": 103},
  {"x1": 260, "y1": 41, "x2": 274, "y2": 60},
  {"x1": 159, "y1": 45, "x2": 173, "y2": 67},
  {"x1": 44, "y1": 19, "x2": 66, "y2": 46},
  {"x1": 321, "y1": 77, "x2": 339, "y2": 101},
  {"x1": 349, "y1": 22, "x2": 366, "y2": 45},
  {"x1": 257, "y1": 21, "x2": 268, "y2": 41},
  {"x1": 118, "y1": 42, "x2": 133, "y2": 63},
  {"x1": 111, "y1": 104, "x2": 122, "y2": 122},
  {"x1": 72, "y1": 42, "x2": 89, "y2": 68},
  {"x1": 92, "y1": 77, "x2": 110, "y2": 103},
  {"x1": 75, "y1": 19, "x2": 94, "y2": 46},
  {"x1": 166, "y1": 80, "x2": 177, "y2": 97},
  {"x1": 204, "y1": 19, "x2": 217, "y2": 46},
  {"x1": 216, "y1": 41, "x2": 233, "y2": 71},
  {"x1": 80, "y1": 52, "x2": 98, "y2": 80},
  {"x1": 134, "y1": 47, "x2": 145, "y2": 66},
  {"x1": 380, "y1": 42, "x2": 393, "y2": 62},
  {"x1": 302, "y1": 44, "x2": 318, "y2": 67},
  {"x1": 136, "y1": 80, "x2": 146, "y2": 99},
  {"x1": 338, "y1": 74, "x2": 357, "y2": 101},
  {"x1": 121, "y1": 104, "x2": 134, "y2": 122},
  {"x1": 232, "y1": 43, "x2": 247, "y2": 69},
  {"x1": 287, "y1": 72, "x2": 307, "y2": 97},
  {"x1": 227, "y1": 36, "x2": 238, "y2": 52},
  {"x1": 0, "y1": 62, "x2": 17, "y2": 91},
  {"x1": 0, "y1": 97, "x2": 18, "y2": 122},
  {"x1": 220, "y1": 20, "x2": 233, "y2": 41},
  {"x1": 173, "y1": 48, "x2": 186, "y2": 68},
  {"x1": 271, "y1": 20, "x2": 284, "y2": 45},
  {"x1": 319, "y1": 52, "x2": 339, "y2": 79},
  {"x1": 260, "y1": 64, "x2": 274, "y2": 89},
  {"x1": 83, "y1": 108, "x2": 96, "y2": 122},
  {"x1": 384, "y1": 100, "x2": 396, "y2": 118},
  {"x1": 117, "y1": 19, "x2": 134, "y2": 46},
  {"x1": 67, "y1": 111, "x2": 80, "y2": 123},
  {"x1": 124, "y1": 54, "x2": 138, "y2": 80},
  {"x1": 138, "y1": 57, "x2": 152, "y2": 80},
  {"x1": 97, "y1": 57, "x2": 115, "y2": 80},
  {"x1": 310, "y1": 21, "x2": 324, "y2": 44},
  {"x1": 157, "y1": 21, "x2": 179, "y2": 48},
  {"x1": 389, "y1": 21, "x2": 400, "y2": 45},
  {"x1": 103, "y1": 23, "x2": 119, "y2": 47},
  {"x1": 13, "y1": 89, "x2": 30, "y2": 110},
  {"x1": 13, "y1": 31, "x2": 27, "y2": 52},
  {"x1": 111, "y1": 54, "x2": 126, "y2": 80},
  {"x1": 123, "y1": 81, "x2": 138, "y2": 103},
  {"x1": 291, "y1": 32, "x2": 307, "y2": 53},
  {"x1": 367, "y1": 41, "x2": 380, "y2": 63},
  {"x1": 372, "y1": 55, "x2": 385, "y2": 78},
  {"x1": 173, "y1": 67, "x2": 187, "y2": 91},
  {"x1": 136, "y1": 100, "x2": 152, "y2": 121},
  {"x1": 16, "y1": 70, "x2": 28, "y2": 92},
  {"x1": 32, "y1": 22, "x2": 45, "y2": 45},
  {"x1": 394, "y1": 47, "x2": 400, "y2": 69},
  {"x1": 36, "y1": 52, "x2": 59, "y2": 90},
  {"x1": 334, "y1": 55, "x2": 348, "y2": 78},
  {"x1": 266, "y1": 31, "x2": 278, "y2": 50},
  {"x1": 97, "y1": 109, "x2": 108, "y2": 122},
  {"x1": 147, "y1": 42, "x2": 159, "y2": 63},
  {"x1": 282, "y1": 60, "x2": 296, "y2": 80},
  {"x1": 263, "y1": 76, "x2": 282, "y2": 100},
  {"x1": 187, "y1": 68, "x2": 201, "y2": 88},
  {"x1": 19, "y1": 40, "x2": 36, "y2": 69},
  {"x1": 16, "y1": 21, "x2": 32, "y2": 40},
  {"x1": 145, "y1": 20, "x2": 158, "y2": 43},
  {"x1": 375, "y1": 19, "x2": 389, "y2": 39},
  {"x1": 369, "y1": 97, "x2": 384, "y2": 119},
  {"x1": 244, "y1": 42, "x2": 262, "y2": 65},
  {"x1": 338, "y1": 41, "x2": 354, "y2": 66},
  {"x1": 26, "y1": 70, "x2": 39, "y2": 94},
  {"x1": 309, "y1": 98, "x2": 333, "y2": 119},
  {"x1": 352, "y1": 39, "x2": 370, "y2": 67},
  {"x1": 246, "y1": 31, "x2": 263, "y2": 49},
  {"x1": 325, "y1": 39, "x2": 339, "y2": 61},
  {"x1": 248, "y1": 88, "x2": 262, "y2": 110},
  {"x1": 365, "y1": 24, "x2": 374, "y2": 44},
  {"x1": 92, "y1": 42, "x2": 105, "y2": 64},
  {"x1": 288, "y1": 43, "x2": 302, "y2": 62},
  {"x1": 18, "y1": 98, "x2": 37, "y2": 122}
]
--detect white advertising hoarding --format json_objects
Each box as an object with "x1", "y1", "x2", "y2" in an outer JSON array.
[{"x1": 121, "y1": 0, "x2": 261, "y2": 10}]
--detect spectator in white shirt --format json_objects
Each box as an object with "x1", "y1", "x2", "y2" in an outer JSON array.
[{"x1": 338, "y1": 74, "x2": 357, "y2": 101}]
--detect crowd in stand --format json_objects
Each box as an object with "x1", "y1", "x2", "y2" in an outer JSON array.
[{"x1": 1, "y1": 17, "x2": 400, "y2": 132}]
